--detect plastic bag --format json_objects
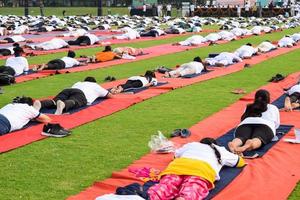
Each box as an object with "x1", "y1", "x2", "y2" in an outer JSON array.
[{"x1": 148, "y1": 131, "x2": 175, "y2": 154}]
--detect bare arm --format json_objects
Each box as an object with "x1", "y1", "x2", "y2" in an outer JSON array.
[{"x1": 36, "y1": 114, "x2": 51, "y2": 123}]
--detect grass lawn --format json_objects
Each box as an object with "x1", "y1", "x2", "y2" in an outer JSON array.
[{"x1": 0, "y1": 28, "x2": 300, "y2": 199}]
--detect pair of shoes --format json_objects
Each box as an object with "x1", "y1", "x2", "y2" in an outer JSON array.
[
  {"x1": 269, "y1": 74, "x2": 285, "y2": 82},
  {"x1": 170, "y1": 129, "x2": 191, "y2": 138},
  {"x1": 41, "y1": 123, "x2": 71, "y2": 138},
  {"x1": 244, "y1": 63, "x2": 251, "y2": 68},
  {"x1": 104, "y1": 76, "x2": 116, "y2": 82}
]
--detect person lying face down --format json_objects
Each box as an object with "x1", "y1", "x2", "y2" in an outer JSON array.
[
  {"x1": 25, "y1": 38, "x2": 69, "y2": 51},
  {"x1": 0, "y1": 96, "x2": 51, "y2": 136},
  {"x1": 113, "y1": 46, "x2": 144, "y2": 57},
  {"x1": 284, "y1": 84, "x2": 300, "y2": 111},
  {"x1": 257, "y1": 40, "x2": 277, "y2": 53},
  {"x1": 173, "y1": 35, "x2": 207, "y2": 46},
  {"x1": 33, "y1": 77, "x2": 113, "y2": 115},
  {"x1": 234, "y1": 43, "x2": 258, "y2": 59},
  {"x1": 0, "y1": 35, "x2": 28, "y2": 44},
  {"x1": 204, "y1": 52, "x2": 242, "y2": 67},
  {"x1": 164, "y1": 56, "x2": 207, "y2": 78},
  {"x1": 147, "y1": 137, "x2": 245, "y2": 200},
  {"x1": 278, "y1": 35, "x2": 296, "y2": 48},
  {"x1": 67, "y1": 33, "x2": 100, "y2": 46},
  {"x1": 228, "y1": 89, "x2": 280, "y2": 155},
  {"x1": 112, "y1": 27, "x2": 141, "y2": 40},
  {"x1": 34, "y1": 50, "x2": 87, "y2": 71},
  {"x1": 110, "y1": 70, "x2": 157, "y2": 94},
  {"x1": 87, "y1": 46, "x2": 121, "y2": 63}
]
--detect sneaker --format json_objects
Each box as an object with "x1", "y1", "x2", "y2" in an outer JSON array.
[{"x1": 41, "y1": 123, "x2": 71, "y2": 138}]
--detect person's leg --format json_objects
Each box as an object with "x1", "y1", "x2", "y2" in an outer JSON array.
[
  {"x1": 228, "y1": 124, "x2": 252, "y2": 153},
  {"x1": 0, "y1": 49, "x2": 11, "y2": 56},
  {"x1": 148, "y1": 174, "x2": 183, "y2": 200},
  {"x1": 37, "y1": 99, "x2": 56, "y2": 111},
  {"x1": 177, "y1": 176, "x2": 210, "y2": 200},
  {"x1": 45, "y1": 59, "x2": 65, "y2": 70},
  {"x1": 0, "y1": 66, "x2": 15, "y2": 76},
  {"x1": 121, "y1": 80, "x2": 143, "y2": 90},
  {"x1": 54, "y1": 89, "x2": 86, "y2": 114},
  {"x1": 178, "y1": 67, "x2": 196, "y2": 77},
  {"x1": 284, "y1": 96, "x2": 293, "y2": 111}
]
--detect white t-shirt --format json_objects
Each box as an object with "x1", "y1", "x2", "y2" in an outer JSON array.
[
  {"x1": 35, "y1": 38, "x2": 68, "y2": 50},
  {"x1": 179, "y1": 35, "x2": 207, "y2": 46},
  {"x1": 179, "y1": 61, "x2": 204, "y2": 74},
  {"x1": 167, "y1": 4, "x2": 172, "y2": 11},
  {"x1": 239, "y1": 104, "x2": 280, "y2": 135},
  {"x1": 205, "y1": 33, "x2": 221, "y2": 42},
  {"x1": 205, "y1": 52, "x2": 242, "y2": 66},
  {"x1": 5, "y1": 56, "x2": 29, "y2": 76},
  {"x1": 72, "y1": 81, "x2": 109, "y2": 104},
  {"x1": 218, "y1": 31, "x2": 236, "y2": 41},
  {"x1": 63, "y1": 29, "x2": 87, "y2": 37},
  {"x1": 85, "y1": 34, "x2": 99, "y2": 45},
  {"x1": 257, "y1": 41, "x2": 276, "y2": 52},
  {"x1": 251, "y1": 26, "x2": 262, "y2": 35},
  {"x1": 234, "y1": 45, "x2": 257, "y2": 58},
  {"x1": 12, "y1": 25, "x2": 29, "y2": 35},
  {"x1": 9, "y1": 35, "x2": 26, "y2": 42},
  {"x1": 0, "y1": 103, "x2": 40, "y2": 132},
  {"x1": 61, "y1": 57, "x2": 80, "y2": 68},
  {"x1": 278, "y1": 37, "x2": 295, "y2": 47},
  {"x1": 128, "y1": 76, "x2": 158, "y2": 87},
  {"x1": 292, "y1": 33, "x2": 300, "y2": 42},
  {"x1": 287, "y1": 84, "x2": 300, "y2": 95},
  {"x1": 175, "y1": 142, "x2": 240, "y2": 180}
]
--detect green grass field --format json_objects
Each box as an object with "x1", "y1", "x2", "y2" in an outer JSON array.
[{"x1": 0, "y1": 25, "x2": 299, "y2": 199}]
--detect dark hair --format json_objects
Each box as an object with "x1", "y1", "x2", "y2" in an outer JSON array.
[
  {"x1": 67, "y1": 50, "x2": 76, "y2": 58},
  {"x1": 193, "y1": 56, "x2": 202, "y2": 63},
  {"x1": 246, "y1": 43, "x2": 252, "y2": 46},
  {"x1": 144, "y1": 70, "x2": 156, "y2": 82},
  {"x1": 241, "y1": 89, "x2": 270, "y2": 120},
  {"x1": 13, "y1": 45, "x2": 24, "y2": 57},
  {"x1": 103, "y1": 46, "x2": 112, "y2": 52},
  {"x1": 84, "y1": 76, "x2": 97, "y2": 83},
  {"x1": 200, "y1": 137, "x2": 222, "y2": 164},
  {"x1": 12, "y1": 96, "x2": 33, "y2": 106}
]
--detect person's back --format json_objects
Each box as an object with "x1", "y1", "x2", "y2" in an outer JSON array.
[
  {"x1": 60, "y1": 56, "x2": 80, "y2": 68},
  {"x1": 180, "y1": 61, "x2": 204, "y2": 74},
  {"x1": 5, "y1": 56, "x2": 28, "y2": 76}
]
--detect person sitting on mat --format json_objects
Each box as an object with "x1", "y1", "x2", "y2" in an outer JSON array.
[
  {"x1": 34, "y1": 50, "x2": 87, "y2": 71},
  {"x1": 228, "y1": 89, "x2": 280, "y2": 154},
  {"x1": 257, "y1": 40, "x2": 277, "y2": 53},
  {"x1": 284, "y1": 84, "x2": 300, "y2": 111},
  {"x1": 278, "y1": 35, "x2": 296, "y2": 48},
  {"x1": 147, "y1": 137, "x2": 246, "y2": 200},
  {"x1": 25, "y1": 38, "x2": 69, "y2": 51},
  {"x1": 0, "y1": 96, "x2": 51, "y2": 136},
  {"x1": 204, "y1": 52, "x2": 242, "y2": 67},
  {"x1": 67, "y1": 33, "x2": 100, "y2": 46},
  {"x1": 173, "y1": 35, "x2": 207, "y2": 46},
  {"x1": 234, "y1": 43, "x2": 258, "y2": 59},
  {"x1": 164, "y1": 57, "x2": 207, "y2": 78},
  {"x1": 110, "y1": 70, "x2": 157, "y2": 94},
  {"x1": 33, "y1": 77, "x2": 113, "y2": 115},
  {"x1": 4, "y1": 44, "x2": 29, "y2": 76}
]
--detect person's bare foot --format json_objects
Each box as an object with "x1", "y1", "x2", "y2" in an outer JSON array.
[
  {"x1": 55, "y1": 100, "x2": 65, "y2": 115},
  {"x1": 33, "y1": 100, "x2": 42, "y2": 111},
  {"x1": 228, "y1": 142, "x2": 237, "y2": 153}
]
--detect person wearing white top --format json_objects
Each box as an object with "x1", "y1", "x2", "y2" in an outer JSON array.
[
  {"x1": 68, "y1": 34, "x2": 100, "y2": 46},
  {"x1": 113, "y1": 29, "x2": 140, "y2": 40},
  {"x1": 278, "y1": 36, "x2": 296, "y2": 47},
  {"x1": 0, "y1": 96, "x2": 51, "y2": 135},
  {"x1": 12, "y1": 25, "x2": 30, "y2": 35},
  {"x1": 284, "y1": 84, "x2": 300, "y2": 111},
  {"x1": 27, "y1": 38, "x2": 69, "y2": 50},
  {"x1": 257, "y1": 41, "x2": 277, "y2": 53},
  {"x1": 165, "y1": 57, "x2": 206, "y2": 78},
  {"x1": 166, "y1": 4, "x2": 172, "y2": 16},
  {"x1": 110, "y1": 70, "x2": 157, "y2": 94},
  {"x1": 229, "y1": 90, "x2": 280, "y2": 154},
  {"x1": 34, "y1": 77, "x2": 112, "y2": 115},
  {"x1": 234, "y1": 43, "x2": 258, "y2": 59},
  {"x1": 0, "y1": 35, "x2": 27, "y2": 43},
  {"x1": 205, "y1": 52, "x2": 242, "y2": 67},
  {"x1": 174, "y1": 35, "x2": 207, "y2": 46},
  {"x1": 0, "y1": 46, "x2": 14, "y2": 56},
  {"x1": 205, "y1": 33, "x2": 221, "y2": 42},
  {"x1": 218, "y1": 31, "x2": 237, "y2": 41},
  {"x1": 148, "y1": 138, "x2": 245, "y2": 200},
  {"x1": 5, "y1": 45, "x2": 29, "y2": 76},
  {"x1": 58, "y1": 28, "x2": 88, "y2": 37},
  {"x1": 291, "y1": 33, "x2": 300, "y2": 42}
]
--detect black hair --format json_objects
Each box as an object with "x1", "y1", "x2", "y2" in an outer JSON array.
[
  {"x1": 193, "y1": 56, "x2": 202, "y2": 63},
  {"x1": 13, "y1": 45, "x2": 24, "y2": 57},
  {"x1": 12, "y1": 96, "x2": 34, "y2": 106},
  {"x1": 246, "y1": 43, "x2": 252, "y2": 46},
  {"x1": 84, "y1": 76, "x2": 97, "y2": 83},
  {"x1": 144, "y1": 70, "x2": 156, "y2": 82},
  {"x1": 67, "y1": 50, "x2": 76, "y2": 58},
  {"x1": 103, "y1": 45, "x2": 112, "y2": 52},
  {"x1": 241, "y1": 89, "x2": 270, "y2": 121},
  {"x1": 200, "y1": 137, "x2": 222, "y2": 164}
]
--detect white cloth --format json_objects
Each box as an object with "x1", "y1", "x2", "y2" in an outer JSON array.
[
  {"x1": 63, "y1": 29, "x2": 87, "y2": 37},
  {"x1": 218, "y1": 31, "x2": 236, "y2": 41},
  {"x1": 85, "y1": 34, "x2": 99, "y2": 45},
  {"x1": 278, "y1": 37, "x2": 295, "y2": 47},
  {"x1": 169, "y1": 61, "x2": 204, "y2": 77},
  {"x1": 179, "y1": 35, "x2": 207, "y2": 46},
  {"x1": 205, "y1": 33, "x2": 221, "y2": 42},
  {"x1": 257, "y1": 41, "x2": 276, "y2": 52},
  {"x1": 9, "y1": 35, "x2": 26, "y2": 42},
  {"x1": 115, "y1": 29, "x2": 140, "y2": 40},
  {"x1": 251, "y1": 26, "x2": 262, "y2": 35},
  {"x1": 60, "y1": 57, "x2": 80, "y2": 68},
  {"x1": 95, "y1": 194, "x2": 144, "y2": 200},
  {"x1": 287, "y1": 84, "x2": 300, "y2": 95},
  {"x1": 34, "y1": 38, "x2": 68, "y2": 50},
  {"x1": 0, "y1": 103, "x2": 40, "y2": 132},
  {"x1": 234, "y1": 45, "x2": 257, "y2": 58},
  {"x1": 175, "y1": 142, "x2": 239, "y2": 181},
  {"x1": 12, "y1": 25, "x2": 29, "y2": 35},
  {"x1": 5, "y1": 56, "x2": 29, "y2": 76},
  {"x1": 128, "y1": 76, "x2": 158, "y2": 87},
  {"x1": 205, "y1": 52, "x2": 242, "y2": 66},
  {"x1": 72, "y1": 82, "x2": 109, "y2": 104},
  {"x1": 238, "y1": 104, "x2": 280, "y2": 135},
  {"x1": 292, "y1": 33, "x2": 300, "y2": 42}
]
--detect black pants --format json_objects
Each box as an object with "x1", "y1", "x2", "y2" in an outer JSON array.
[
  {"x1": 0, "y1": 66, "x2": 16, "y2": 76},
  {"x1": 235, "y1": 124, "x2": 274, "y2": 145},
  {"x1": 46, "y1": 59, "x2": 66, "y2": 70},
  {"x1": 3, "y1": 38, "x2": 14, "y2": 43},
  {"x1": 41, "y1": 88, "x2": 87, "y2": 112},
  {"x1": 121, "y1": 80, "x2": 143, "y2": 90},
  {"x1": 140, "y1": 30, "x2": 159, "y2": 37},
  {"x1": 68, "y1": 36, "x2": 91, "y2": 46},
  {"x1": 0, "y1": 49, "x2": 12, "y2": 56},
  {"x1": 167, "y1": 11, "x2": 171, "y2": 16}
]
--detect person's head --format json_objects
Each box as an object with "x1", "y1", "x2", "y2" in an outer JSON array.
[
  {"x1": 13, "y1": 96, "x2": 34, "y2": 106},
  {"x1": 246, "y1": 43, "x2": 252, "y2": 46},
  {"x1": 254, "y1": 89, "x2": 270, "y2": 105},
  {"x1": 103, "y1": 45, "x2": 112, "y2": 52},
  {"x1": 67, "y1": 50, "x2": 76, "y2": 58},
  {"x1": 200, "y1": 137, "x2": 221, "y2": 164},
  {"x1": 144, "y1": 70, "x2": 156, "y2": 78},
  {"x1": 193, "y1": 56, "x2": 202, "y2": 63},
  {"x1": 13, "y1": 44, "x2": 24, "y2": 57},
  {"x1": 84, "y1": 76, "x2": 97, "y2": 83}
]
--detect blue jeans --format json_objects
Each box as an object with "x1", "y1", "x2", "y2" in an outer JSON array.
[{"x1": 0, "y1": 114, "x2": 11, "y2": 135}]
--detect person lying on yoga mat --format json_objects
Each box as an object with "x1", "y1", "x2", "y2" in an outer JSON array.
[
  {"x1": 25, "y1": 38, "x2": 69, "y2": 51},
  {"x1": 228, "y1": 89, "x2": 280, "y2": 154},
  {"x1": 67, "y1": 33, "x2": 100, "y2": 46},
  {"x1": 0, "y1": 25, "x2": 9, "y2": 36},
  {"x1": 0, "y1": 35, "x2": 30, "y2": 44},
  {"x1": 140, "y1": 28, "x2": 166, "y2": 37},
  {"x1": 110, "y1": 70, "x2": 157, "y2": 94},
  {"x1": 112, "y1": 27, "x2": 140, "y2": 40},
  {"x1": 284, "y1": 84, "x2": 300, "y2": 111},
  {"x1": 172, "y1": 35, "x2": 207, "y2": 46},
  {"x1": 86, "y1": 46, "x2": 121, "y2": 63},
  {"x1": 291, "y1": 33, "x2": 300, "y2": 42},
  {"x1": 0, "y1": 44, "x2": 15, "y2": 56},
  {"x1": 147, "y1": 137, "x2": 245, "y2": 200},
  {"x1": 218, "y1": 30, "x2": 237, "y2": 41},
  {"x1": 234, "y1": 43, "x2": 258, "y2": 59},
  {"x1": 278, "y1": 35, "x2": 296, "y2": 48},
  {"x1": 33, "y1": 77, "x2": 112, "y2": 115},
  {"x1": 165, "y1": 26, "x2": 186, "y2": 34},
  {"x1": 164, "y1": 57, "x2": 207, "y2": 78},
  {"x1": 11, "y1": 24, "x2": 30, "y2": 35},
  {"x1": 113, "y1": 46, "x2": 144, "y2": 57},
  {"x1": 205, "y1": 33, "x2": 221, "y2": 43},
  {"x1": 0, "y1": 96, "x2": 51, "y2": 136},
  {"x1": 4, "y1": 44, "x2": 29, "y2": 76},
  {"x1": 204, "y1": 52, "x2": 242, "y2": 67},
  {"x1": 57, "y1": 28, "x2": 88, "y2": 37},
  {"x1": 257, "y1": 40, "x2": 277, "y2": 53},
  {"x1": 34, "y1": 50, "x2": 87, "y2": 71}
]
